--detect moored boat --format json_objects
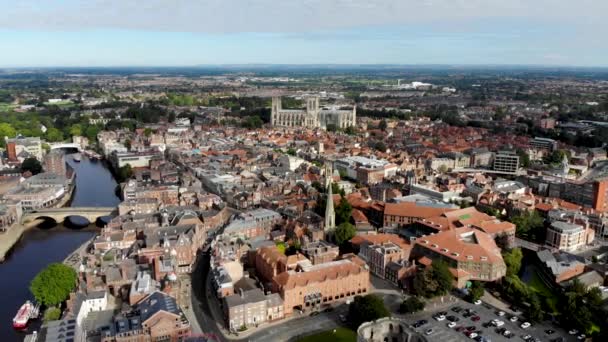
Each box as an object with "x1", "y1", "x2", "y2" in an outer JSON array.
[{"x1": 13, "y1": 301, "x2": 35, "y2": 329}]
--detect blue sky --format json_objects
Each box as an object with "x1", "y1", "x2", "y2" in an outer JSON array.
[{"x1": 1, "y1": 0, "x2": 607, "y2": 67}]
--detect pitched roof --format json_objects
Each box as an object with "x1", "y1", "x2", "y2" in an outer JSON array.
[
  {"x1": 384, "y1": 202, "x2": 456, "y2": 219},
  {"x1": 273, "y1": 257, "x2": 367, "y2": 290},
  {"x1": 415, "y1": 227, "x2": 504, "y2": 265}
]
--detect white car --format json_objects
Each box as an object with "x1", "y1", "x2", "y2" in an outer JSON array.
[
  {"x1": 434, "y1": 315, "x2": 446, "y2": 321},
  {"x1": 469, "y1": 333, "x2": 478, "y2": 339},
  {"x1": 474, "y1": 300, "x2": 482, "y2": 305},
  {"x1": 509, "y1": 316, "x2": 518, "y2": 322},
  {"x1": 497, "y1": 311, "x2": 505, "y2": 317},
  {"x1": 569, "y1": 329, "x2": 579, "y2": 335},
  {"x1": 425, "y1": 329, "x2": 434, "y2": 336},
  {"x1": 577, "y1": 334, "x2": 586, "y2": 340},
  {"x1": 447, "y1": 322, "x2": 457, "y2": 328},
  {"x1": 520, "y1": 322, "x2": 531, "y2": 329},
  {"x1": 494, "y1": 320, "x2": 505, "y2": 327},
  {"x1": 503, "y1": 330, "x2": 511, "y2": 337}
]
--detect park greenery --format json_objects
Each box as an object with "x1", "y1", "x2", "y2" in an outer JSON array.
[
  {"x1": 30, "y1": 263, "x2": 77, "y2": 307},
  {"x1": 412, "y1": 259, "x2": 453, "y2": 298},
  {"x1": 347, "y1": 294, "x2": 390, "y2": 329}
]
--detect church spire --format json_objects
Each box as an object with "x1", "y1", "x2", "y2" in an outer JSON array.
[
  {"x1": 325, "y1": 180, "x2": 336, "y2": 230},
  {"x1": 324, "y1": 161, "x2": 335, "y2": 231}
]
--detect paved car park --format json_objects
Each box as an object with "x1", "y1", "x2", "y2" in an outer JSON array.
[{"x1": 410, "y1": 301, "x2": 580, "y2": 342}]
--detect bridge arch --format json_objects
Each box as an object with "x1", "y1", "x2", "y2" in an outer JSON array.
[
  {"x1": 49, "y1": 143, "x2": 82, "y2": 152},
  {"x1": 21, "y1": 207, "x2": 117, "y2": 225}
]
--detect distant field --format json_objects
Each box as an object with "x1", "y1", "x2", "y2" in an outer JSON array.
[
  {"x1": 44, "y1": 100, "x2": 73, "y2": 106},
  {"x1": 0, "y1": 103, "x2": 15, "y2": 111},
  {"x1": 297, "y1": 328, "x2": 356, "y2": 342}
]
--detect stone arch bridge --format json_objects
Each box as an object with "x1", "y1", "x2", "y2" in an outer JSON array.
[{"x1": 22, "y1": 207, "x2": 117, "y2": 224}]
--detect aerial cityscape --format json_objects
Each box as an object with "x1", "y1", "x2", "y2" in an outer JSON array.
[{"x1": 1, "y1": 2, "x2": 608, "y2": 342}]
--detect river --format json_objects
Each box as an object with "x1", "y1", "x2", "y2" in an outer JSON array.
[{"x1": 0, "y1": 154, "x2": 121, "y2": 341}]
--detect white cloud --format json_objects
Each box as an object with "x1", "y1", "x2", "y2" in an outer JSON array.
[{"x1": 1, "y1": 0, "x2": 606, "y2": 33}]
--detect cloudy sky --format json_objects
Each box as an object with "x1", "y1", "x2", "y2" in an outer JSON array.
[{"x1": 1, "y1": 0, "x2": 606, "y2": 67}]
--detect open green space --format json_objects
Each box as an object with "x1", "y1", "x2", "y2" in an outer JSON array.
[
  {"x1": 297, "y1": 327, "x2": 356, "y2": 342},
  {"x1": 0, "y1": 103, "x2": 15, "y2": 112}
]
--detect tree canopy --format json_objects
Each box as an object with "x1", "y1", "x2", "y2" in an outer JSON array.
[
  {"x1": 511, "y1": 211, "x2": 545, "y2": 243},
  {"x1": 21, "y1": 157, "x2": 43, "y2": 175},
  {"x1": 347, "y1": 294, "x2": 390, "y2": 328},
  {"x1": 399, "y1": 296, "x2": 425, "y2": 314},
  {"x1": 335, "y1": 197, "x2": 352, "y2": 225},
  {"x1": 30, "y1": 263, "x2": 77, "y2": 307},
  {"x1": 413, "y1": 259, "x2": 453, "y2": 298},
  {"x1": 334, "y1": 222, "x2": 356, "y2": 246}
]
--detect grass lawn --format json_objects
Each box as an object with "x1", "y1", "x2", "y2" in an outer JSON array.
[{"x1": 297, "y1": 327, "x2": 356, "y2": 342}]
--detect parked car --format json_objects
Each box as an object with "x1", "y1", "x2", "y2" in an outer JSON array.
[
  {"x1": 497, "y1": 311, "x2": 505, "y2": 316},
  {"x1": 425, "y1": 329, "x2": 434, "y2": 336},
  {"x1": 569, "y1": 329, "x2": 579, "y2": 335},
  {"x1": 448, "y1": 322, "x2": 457, "y2": 328},
  {"x1": 520, "y1": 322, "x2": 531, "y2": 329},
  {"x1": 474, "y1": 300, "x2": 482, "y2": 305},
  {"x1": 471, "y1": 316, "x2": 481, "y2": 322},
  {"x1": 509, "y1": 316, "x2": 518, "y2": 322},
  {"x1": 447, "y1": 315, "x2": 460, "y2": 322}
]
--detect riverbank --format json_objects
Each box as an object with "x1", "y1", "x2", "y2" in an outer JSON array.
[
  {"x1": 63, "y1": 235, "x2": 95, "y2": 270},
  {"x1": 0, "y1": 185, "x2": 75, "y2": 262}
]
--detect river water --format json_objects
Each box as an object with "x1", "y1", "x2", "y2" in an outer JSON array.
[{"x1": 0, "y1": 154, "x2": 121, "y2": 341}]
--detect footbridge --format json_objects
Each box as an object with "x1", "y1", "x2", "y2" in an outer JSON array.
[
  {"x1": 49, "y1": 143, "x2": 82, "y2": 151},
  {"x1": 22, "y1": 207, "x2": 117, "y2": 224}
]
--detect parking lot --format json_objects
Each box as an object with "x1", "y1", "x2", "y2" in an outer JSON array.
[{"x1": 409, "y1": 301, "x2": 581, "y2": 342}]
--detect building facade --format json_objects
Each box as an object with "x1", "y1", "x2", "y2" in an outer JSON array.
[{"x1": 271, "y1": 96, "x2": 356, "y2": 130}]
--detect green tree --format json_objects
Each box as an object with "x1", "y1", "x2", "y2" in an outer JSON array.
[
  {"x1": 69, "y1": 124, "x2": 83, "y2": 137},
  {"x1": 468, "y1": 281, "x2": 485, "y2": 302},
  {"x1": 438, "y1": 164, "x2": 449, "y2": 174},
  {"x1": 379, "y1": 119, "x2": 387, "y2": 131},
  {"x1": 0, "y1": 122, "x2": 16, "y2": 146},
  {"x1": 374, "y1": 141, "x2": 387, "y2": 152},
  {"x1": 516, "y1": 149, "x2": 531, "y2": 168},
  {"x1": 399, "y1": 296, "x2": 426, "y2": 314},
  {"x1": 144, "y1": 128, "x2": 153, "y2": 137},
  {"x1": 124, "y1": 139, "x2": 132, "y2": 151},
  {"x1": 334, "y1": 222, "x2": 356, "y2": 246},
  {"x1": 43, "y1": 307, "x2": 62, "y2": 322},
  {"x1": 347, "y1": 295, "x2": 389, "y2": 328},
  {"x1": 21, "y1": 157, "x2": 43, "y2": 175},
  {"x1": 45, "y1": 127, "x2": 64, "y2": 142},
  {"x1": 511, "y1": 211, "x2": 545, "y2": 242},
  {"x1": 412, "y1": 268, "x2": 438, "y2": 298},
  {"x1": 503, "y1": 248, "x2": 523, "y2": 277},
  {"x1": 335, "y1": 197, "x2": 352, "y2": 225},
  {"x1": 30, "y1": 263, "x2": 77, "y2": 307},
  {"x1": 85, "y1": 125, "x2": 100, "y2": 141},
  {"x1": 117, "y1": 164, "x2": 133, "y2": 182},
  {"x1": 527, "y1": 293, "x2": 544, "y2": 322},
  {"x1": 431, "y1": 259, "x2": 454, "y2": 296}
]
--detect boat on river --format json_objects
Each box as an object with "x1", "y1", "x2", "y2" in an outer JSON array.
[
  {"x1": 73, "y1": 153, "x2": 82, "y2": 162},
  {"x1": 13, "y1": 300, "x2": 39, "y2": 329}
]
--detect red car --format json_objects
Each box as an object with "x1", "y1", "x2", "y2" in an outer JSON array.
[{"x1": 471, "y1": 316, "x2": 481, "y2": 322}]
